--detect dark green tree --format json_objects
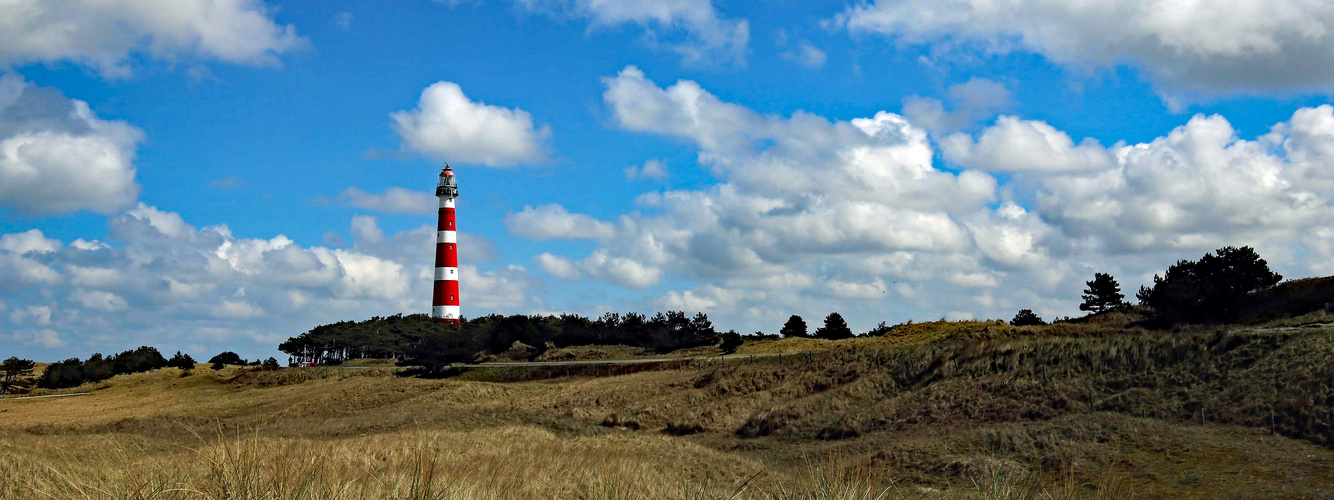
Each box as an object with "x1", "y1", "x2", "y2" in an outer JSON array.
[
  {"x1": 779, "y1": 315, "x2": 808, "y2": 338},
  {"x1": 815, "y1": 312, "x2": 853, "y2": 340},
  {"x1": 1010, "y1": 309, "x2": 1045, "y2": 326},
  {"x1": 262, "y1": 357, "x2": 279, "y2": 369},
  {"x1": 1079, "y1": 273, "x2": 1126, "y2": 313},
  {"x1": 1, "y1": 357, "x2": 36, "y2": 394},
  {"x1": 1136, "y1": 285, "x2": 1153, "y2": 306},
  {"x1": 208, "y1": 351, "x2": 245, "y2": 366},
  {"x1": 718, "y1": 330, "x2": 743, "y2": 354},
  {"x1": 399, "y1": 330, "x2": 479, "y2": 375},
  {"x1": 691, "y1": 312, "x2": 718, "y2": 345},
  {"x1": 1142, "y1": 246, "x2": 1283, "y2": 324},
  {"x1": 167, "y1": 351, "x2": 196, "y2": 370}
]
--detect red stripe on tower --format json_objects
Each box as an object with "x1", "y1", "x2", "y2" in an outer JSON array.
[{"x1": 431, "y1": 164, "x2": 461, "y2": 324}]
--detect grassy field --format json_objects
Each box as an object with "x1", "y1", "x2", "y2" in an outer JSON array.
[{"x1": 4, "y1": 320, "x2": 1334, "y2": 499}]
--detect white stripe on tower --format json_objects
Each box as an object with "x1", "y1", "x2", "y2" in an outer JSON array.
[{"x1": 432, "y1": 164, "x2": 461, "y2": 324}]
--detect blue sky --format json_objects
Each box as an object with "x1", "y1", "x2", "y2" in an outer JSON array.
[{"x1": 3, "y1": 0, "x2": 1334, "y2": 360}]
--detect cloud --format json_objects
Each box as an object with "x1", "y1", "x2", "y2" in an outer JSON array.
[
  {"x1": 13, "y1": 328, "x2": 65, "y2": 348},
  {"x1": 780, "y1": 41, "x2": 827, "y2": 69},
  {"x1": 505, "y1": 204, "x2": 617, "y2": 240},
  {"x1": 0, "y1": 228, "x2": 60, "y2": 255},
  {"x1": 517, "y1": 0, "x2": 748, "y2": 66},
  {"x1": 573, "y1": 66, "x2": 1008, "y2": 302},
  {"x1": 209, "y1": 176, "x2": 246, "y2": 189},
  {"x1": 508, "y1": 66, "x2": 1334, "y2": 337},
  {"x1": 836, "y1": 0, "x2": 1334, "y2": 95},
  {"x1": 535, "y1": 253, "x2": 581, "y2": 280},
  {"x1": 0, "y1": 0, "x2": 307, "y2": 78},
  {"x1": 332, "y1": 12, "x2": 353, "y2": 31},
  {"x1": 902, "y1": 78, "x2": 1013, "y2": 133},
  {"x1": 10, "y1": 305, "x2": 52, "y2": 326},
  {"x1": 391, "y1": 82, "x2": 550, "y2": 166},
  {"x1": 533, "y1": 250, "x2": 660, "y2": 288},
  {"x1": 0, "y1": 74, "x2": 143, "y2": 215},
  {"x1": 624, "y1": 159, "x2": 669, "y2": 181},
  {"x1": 1033, "y1": 107, "x2": 1334, "y2": 256},
  {"x1": 941, "y1": 116, "x2": 1114, "y2": 172},
  {"x1": 70, "y1": 289, "x2": 128, "y2": 312},
  {"x1": 340, "y1": 187, "x2": 437, "y2": 214},
  {"x1": 0, "y1": 206, "x2": 542, "y2": 358}
]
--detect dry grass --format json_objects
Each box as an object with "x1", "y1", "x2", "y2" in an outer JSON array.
[{"x1": 5, "y1": 324, "x2": 1334, "y2": 498}]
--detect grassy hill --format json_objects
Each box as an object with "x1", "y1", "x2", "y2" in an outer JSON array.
[{"x1": 4, "y1": 319, "x2": 1334, "y2": 498}]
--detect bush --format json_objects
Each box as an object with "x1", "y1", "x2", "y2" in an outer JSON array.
[
  {"x1": 262, "y1": 357, "x2": 280, "y2": 369},
  {"x1": 35, "y1": 347, "x2": 171, "y2": 390},
  {"x1": 1010, "y1": 309, "x2": 1045, "y2": 326},
  {"x1": 210, "y1": 361, "x2": 225, "y2": 371},
  {"x1": 208, "y1": 351, "x2": 245, "y2": 366},
  {"x1": 719, "y1": 330, "x2": 743, "y2": 354},
  {"x1": 167, "y1": 351, "x2": 196, "y2": 370},
  {"x1": 663, "y1": 421, "x2": 705, "y2": 436}
]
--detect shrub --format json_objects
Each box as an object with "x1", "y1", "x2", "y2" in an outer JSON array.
[
  {"x1": 1010, "y1": 309, "x2": 1045, "y2": 326},
  {"x1": 167, "y1": 351, "x2": 196, "y2": 370},
  {"x1": 208, "y1": 351, "x2": 245, "y2": 366},
  {"x1": 262, "y1": 357, "x2": 280, "y2": 369},
  {"x1": 663, "y1": 421, "x2": 705, "y2": 436},
  {"x1": 719, "y1": 330, "x2": 743, "y2": 354},
  {"x1": 36, "y1": 347, "x2": 172, "y2": 390}
]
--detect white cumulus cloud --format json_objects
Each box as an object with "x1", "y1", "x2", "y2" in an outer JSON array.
[
  {"x1": 392, "y1": 81, "x2": 550, "y2": 166},
  {"x1": 517, "y1": 0, "x2": 748, "y2": 66},
  {"x1": 340, "y1": 187, "x2": 437, "y2": 215},
  {"x1": 0, "y1": 75, "x2": 142, "y2": 215},
  {"x1": 942, "y1": 116, "x2": 1115, "y2": 173},
  {"x1": 837, "y1": 0, "x2": 1334, "y2": 95},
  {"x1": 505, "y1": 204, "x2": 617, "y2": 240},
  {"x1": 0, "y1": 0, "x2": 307, "y2": 78}
]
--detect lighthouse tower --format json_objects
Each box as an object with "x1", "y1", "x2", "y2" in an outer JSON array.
[{"x1": 432, "y1": 164, "x2": 461, "y2": 324}]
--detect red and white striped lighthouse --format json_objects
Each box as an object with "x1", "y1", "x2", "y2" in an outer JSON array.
[{"x1": 432, "y1": 164, "x2": 461, "y2": 324}]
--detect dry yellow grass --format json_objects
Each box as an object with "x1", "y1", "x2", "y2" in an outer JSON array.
[{"x1": 5, "y1": 324, "x2": 1334, "y2": 499}]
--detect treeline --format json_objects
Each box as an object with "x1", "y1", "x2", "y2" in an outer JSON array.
[
  {"x1": 1011, "y1": 245, "x2": 1285, "y2": 327},
  {"x1": 37, "y1": 347, "x2": 195, "y2": 390},
  {"x1": 277, "y1": 314, "x2": 444, "y2": 365},
  {"x1": 280, "y1": 311, "x2": 728, "y2": 367}
]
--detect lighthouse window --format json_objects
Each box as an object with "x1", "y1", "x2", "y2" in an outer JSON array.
[{"x1": 449, "y1": 269, "x2": 455, "y2": 275}]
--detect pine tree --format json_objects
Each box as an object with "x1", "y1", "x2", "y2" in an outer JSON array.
[
  {"x1": 815, "y1": 312, "x2": 853, "y2": 340},
  {"x1": 1, "y1": 357, "x2": 36, "y2": 395},
  {"x1": 1079, "y1": 273, "x2": 1126, "y2": 314},
  {"x1": 690, "y1": 312, "x2": 718, "y2": 345},
  {"x1": 779, "y1": 315, "x2": 807, "y2": 338},
  {"x1": 1140, "y1": 246, "x2": 1282, "y2": 323}
]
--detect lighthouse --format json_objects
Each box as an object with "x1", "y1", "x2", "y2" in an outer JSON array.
[{"x1": 432, "y1": 164, "x2": 461, "y2": 324}]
